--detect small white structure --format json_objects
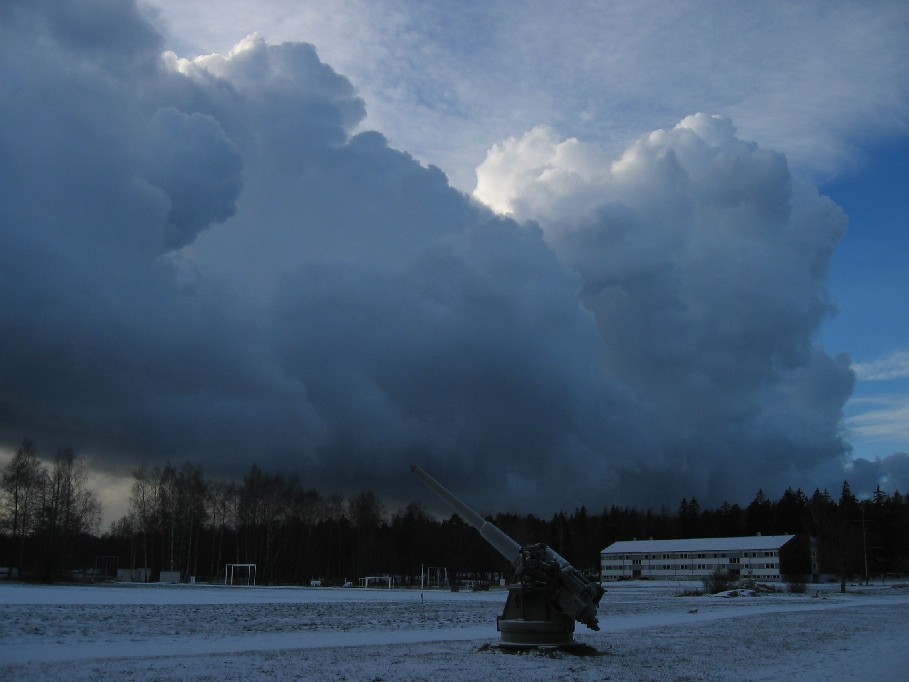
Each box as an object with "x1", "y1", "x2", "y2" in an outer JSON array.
[
  {"x1": 601, "y1": 535, "x2": 795, "y2": 581},
  {"x1": 159, "y1": 570, "x2": 181, "y2": 584}
]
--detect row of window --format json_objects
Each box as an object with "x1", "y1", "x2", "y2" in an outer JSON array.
[
  {"x1": 608, "y1": 551, "x2": 777, "y2": 561},
  {"x1": 602, "y1": 564, "x2": 779, "y2": 572},
  {"x1": 601, "y1": 557, "x2": 777, "y2": 570}
]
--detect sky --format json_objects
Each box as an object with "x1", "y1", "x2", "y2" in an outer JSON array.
[{"x1": 1, "y1": 0, "x2": 907, "y2": 525}]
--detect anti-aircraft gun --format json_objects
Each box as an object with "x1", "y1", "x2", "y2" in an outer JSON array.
[{"x1": 410, "y1": 464, "x2": 605, "y2": 647}]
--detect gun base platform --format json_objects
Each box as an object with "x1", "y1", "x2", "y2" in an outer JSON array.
[{"x1": 496, "y1": 584, "x2": 576, "y2": 647}]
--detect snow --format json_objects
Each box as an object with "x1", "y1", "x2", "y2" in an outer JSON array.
[{"x1": 1, "y1": 580, "x2": 907, "y2": 680}]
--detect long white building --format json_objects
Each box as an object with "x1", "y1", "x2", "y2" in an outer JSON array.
[{"x1": 600, "y1": 534, "x2": 798, "y2": 581}]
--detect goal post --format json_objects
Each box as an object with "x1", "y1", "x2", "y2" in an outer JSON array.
[
  {"x1": 427, "y1": 566, "x2": 448, "y2": 587},
  {"x1": 359, "y1": 576, "x2": 392, "y2": 589},
  {"x1": 225, "y1": 563, "x2": 257, "y2": 586}
]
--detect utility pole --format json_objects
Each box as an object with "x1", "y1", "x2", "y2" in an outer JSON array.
[{"x1": 861, "y1": 506, "x2": 868, "y2": 586}]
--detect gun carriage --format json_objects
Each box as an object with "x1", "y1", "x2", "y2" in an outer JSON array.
[{"x1": 410, "y1": 464, "x2": 605, "y2": 647}]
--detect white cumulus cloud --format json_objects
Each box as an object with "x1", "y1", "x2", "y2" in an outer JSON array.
[{"x1": 474, "y1": 114, "x2": 856, "y2": 502}]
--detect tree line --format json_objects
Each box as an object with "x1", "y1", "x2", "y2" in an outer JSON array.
[
  {"x1": 0, "y1": 439, "x2": 101, "y2": 581},
  {"x1": 2, "y1": 438, "x2": 908, "y2": 584}
]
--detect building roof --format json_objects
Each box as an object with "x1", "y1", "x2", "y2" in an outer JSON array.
[{"x1": 602, "y1": 534, "x2": 794, "y2": 554}]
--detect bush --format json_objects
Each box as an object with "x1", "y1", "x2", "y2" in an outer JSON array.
[
  {"x1": 785, "y1": 576, "x2": 807, "y2": 594},
  {"x1": 702, "y1": 569, "x2": 735, "y2": 594}
]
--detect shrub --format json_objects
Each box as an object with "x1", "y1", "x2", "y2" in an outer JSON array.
[
  {"x1": 702, "y1": 569, "x2": 735, "y2": 594},
  {"x1": 785, "y1": 576, "x2": 808, "y2": 594}
]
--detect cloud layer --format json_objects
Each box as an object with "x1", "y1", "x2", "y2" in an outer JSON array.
[
  {"x1": 2, "y1": 1, "x2": 892, "y2": 513},
  {"x1": 153, "y1": 0, "x2": 909, "y2": 191}
]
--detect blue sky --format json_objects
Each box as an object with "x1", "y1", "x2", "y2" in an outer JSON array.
[
  {"x1": 2, "y1": 0, "x2": 907, "y2": 523},
  {"x1": 819, "y1": 137, "x2": 909, "y2": 360},
  {"x1": 818, "y1": 137, "x2": 909, "y2": 464}
]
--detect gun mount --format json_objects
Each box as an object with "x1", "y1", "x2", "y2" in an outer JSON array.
[{"x1": 410, "y1": 464, "x2": 605, "y2": 647}]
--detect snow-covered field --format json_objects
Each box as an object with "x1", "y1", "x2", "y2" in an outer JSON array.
[{"x1": 1, "y1": 580, "x2": 907, "y2": 680}]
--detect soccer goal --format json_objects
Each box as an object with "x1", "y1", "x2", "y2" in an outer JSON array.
[
  {"x1": 225, "y1": 563, "x2": 257, "y2": 586},
  {"x1": 359, "y1": 576, "x2": 392, "y2": 589},
  {"x1": 94, "y1": 555, "x2": 119, "y2": 578},
  {"x1": 424, "y1": 566, "x2": 448, "y2": 587}
]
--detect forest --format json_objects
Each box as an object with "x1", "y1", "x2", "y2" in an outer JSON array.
[{"x1": 2, "y1": 439, "x2": 908, "y2": 585}]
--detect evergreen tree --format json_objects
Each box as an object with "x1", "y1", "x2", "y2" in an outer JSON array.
[
  {"x1": 746, "y1": 488, "x2": 773, "y2": 535},
  {"x1": 774, "y1": 487, "x2": 808, "y2": 535}
]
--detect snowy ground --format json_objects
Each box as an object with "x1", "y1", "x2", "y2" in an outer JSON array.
[{"x1": 1, "y1": 580, "x2": 907, "y2": 680}]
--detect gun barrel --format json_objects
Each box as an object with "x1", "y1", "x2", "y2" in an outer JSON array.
[{"x1": 410, "y1": 464, "x2": 522, "y2": 567}]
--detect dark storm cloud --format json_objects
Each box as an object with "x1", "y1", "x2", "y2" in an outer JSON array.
[
  {"x1": 0, "y1": 1, "x2": 865, "y2": 513},
  {"x1": 143, "y1": 108, "x2": 242, "y2": 250},
  {"x1": 0, "y1": 2, "x2": 315, "y2": 466},
  {"x1": 848, "y1": 453, "x2": 909, "y2": 497}
]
